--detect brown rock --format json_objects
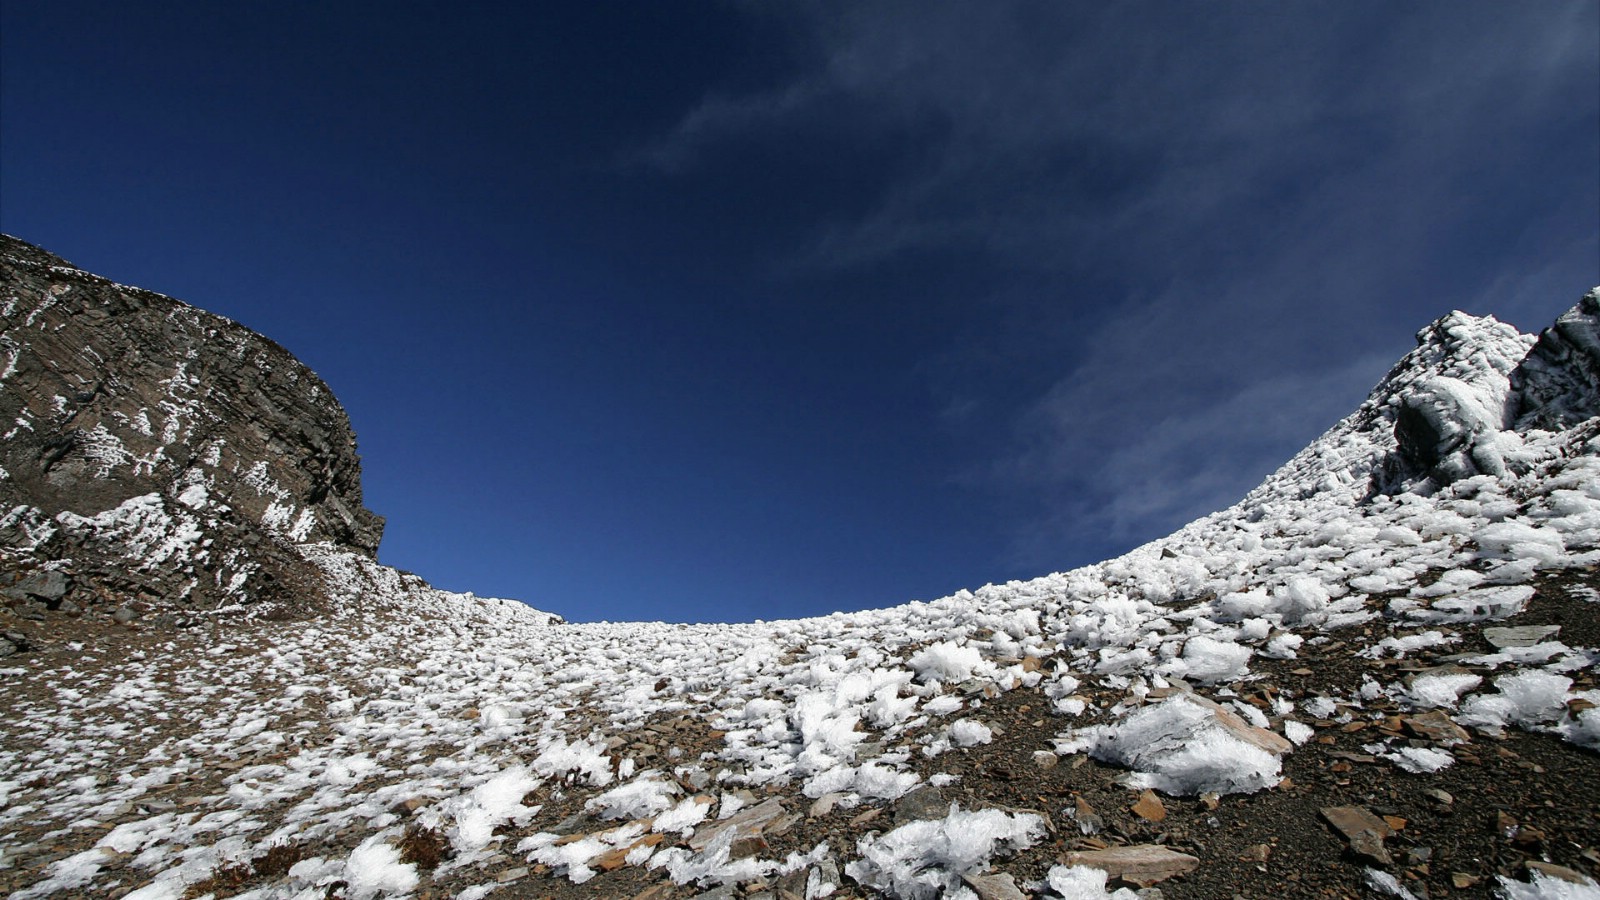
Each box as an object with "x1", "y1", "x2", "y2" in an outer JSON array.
[
  {"x1": 1130, "y1": 790, "x2": 1167, "y2": 823},
  {"x1": 593, "y1": 834, "x2": 666, "y2": 871},
  {"x1": 1240, "y1": 843, "x2": 1271, "y2": 863},
  {"x1": 961, "y1": 871, "x2": 1028, "y2": 900},
  {"x1": 809, "y1": 792, "x2": 845, "y2": 818},
  {"x1": 1320, "y1": 806, "x2": 1394, "y2": 865},
  {"x1": 1525, "y1": 861, "x2": 1594, "y2": 885},
  {"x1": 1059, "y1": 845, "x2": 1200, "y2": 887},
  {"x1": 1404, "y1": 710, "x2": 1470, "y2": 745},
  {"x1": 1178, "y1": 693, "x2": 1295, "y2": 754}
]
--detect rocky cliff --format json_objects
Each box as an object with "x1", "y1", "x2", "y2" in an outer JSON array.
[{"x1": 0, "y1": 234, "x2": 386, "y2": 619}]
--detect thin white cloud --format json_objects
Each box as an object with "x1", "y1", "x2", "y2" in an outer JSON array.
[
  {"x1": 645, "y1": 2, "x2": 1596, "y2": 275},
  {"x1": 637, "y1": 0, "x2": 1598, "y2": 567},
  {"x1": 636, "y1": 80, "x2": 826, "y2": 174}
]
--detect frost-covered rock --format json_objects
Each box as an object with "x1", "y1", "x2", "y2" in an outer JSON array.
[
  {"x1": 1387, "y1": 312, "x2": 1532, "y2": 488},
  {"x1": 1062, "y1": 693, "x2": 1291, "y2": 796},
  {"x1": 845, "y1": 806, "x2": 1043, "y2": 900}
]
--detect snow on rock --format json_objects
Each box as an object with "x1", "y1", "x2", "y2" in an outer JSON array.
[
  {"x1": 908, "y1": 641, "x2": 986, "y2": 683},
  {"x1": 947, "y1": 719, "x2": 993, "y2": 747},
  {"x1": 1382, "y1": 746, "x2": 1455, "y2": 774},
  {"x1": 1061, "y1": 693, "x2": 1291, "y2": 796},
  {"x1": 1163, "y1": 634, "x2": 1253, "y2": 685},
  {"x1": 1456, "y1": 671, "x2": 1576, "y2": 735},
  {"x1": 434, "y1": 766, "x2": 543, "y2": 853},
  {"x1": 845, "y1": 806, "x2": 1043, "y2": 900},
  {"x1": 343, "y1": 838, "x2": 420, "y2": 899},
  {"x1": 1496, "y1": 868, "x2": 1600, "y2": 900},
  {"x1": 1044, "y1": 864, "x2": 1141, "y2": 899},
  {"x1": 1405, "y1": 671, "x2": 1482, "y2": 709},
  {"x1": 587, "y1": 775, "x2": 681, "y2": 821}
]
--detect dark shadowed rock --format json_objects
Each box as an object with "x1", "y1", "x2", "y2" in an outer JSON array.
[
  {"x1": 1512, "y1": 288, "x2": 1600, "y2": 431},
  {"x1": 1, "y1": 570, "x2": 68, "y2": 604},
  {"x1": 893, "y1": 785, "x2": 950, "y2": 824}
]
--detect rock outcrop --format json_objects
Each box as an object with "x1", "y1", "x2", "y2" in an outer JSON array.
[
  {"x1": 1347, "y1": 290, "x2": 1600, "y2": 493},
  {"x1": 1, "y1": 234, "x2": 385, "y2": 617},
  {"x1": 1511, "y1": 287, "x2": 1600, "y2": 431}
]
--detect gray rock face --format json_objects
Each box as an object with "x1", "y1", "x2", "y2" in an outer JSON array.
[
  {"x1": 1, "y1": 235, "x2": 384, "y2": 614},
  {"x1": 1, "y1": 570, "x2": 68, "y2": 604},
  {"x1": 1512, "y1": 287, "x2": 1600, "y2": 431}
]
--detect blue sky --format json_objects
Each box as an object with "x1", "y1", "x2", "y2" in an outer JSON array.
[{"x1": 3, "y1": 2, "x2": 1596, "y2": 624}]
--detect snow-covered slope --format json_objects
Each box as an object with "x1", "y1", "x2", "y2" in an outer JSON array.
[{"x1": 2, "y1": 286, "x2": 1599, "y2": 900}]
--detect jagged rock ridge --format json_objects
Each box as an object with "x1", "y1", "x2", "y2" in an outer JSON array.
[{"x1": 0, "y1": 234, "x2": 387, "y2": 617}]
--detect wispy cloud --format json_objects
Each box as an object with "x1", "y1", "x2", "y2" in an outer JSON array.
[
  {"x1": 635, "y1": 80, "x2": 827, "y2": 174},
  {"x1": 639, "y1": 1, "x2": 1599, "y2": 566},
  {"x1": 1000, "y1": 339, "x2": 1397, "y2": 569},
  {"x1": 645, "y1": 2, "x2": 1595, "y2": 275}
]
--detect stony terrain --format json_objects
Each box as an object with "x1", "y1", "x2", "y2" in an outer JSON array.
[{"x1": 1, "y1": 239, "x2": 1597, "y2": 900}]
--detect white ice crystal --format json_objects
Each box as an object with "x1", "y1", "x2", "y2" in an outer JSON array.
[
  {"x1": 846, "y1": 806, "x2": 1043, "y2": 900},
  {"x1": 1074, "y1": 695, "x2": 1284, "y2": 796}
]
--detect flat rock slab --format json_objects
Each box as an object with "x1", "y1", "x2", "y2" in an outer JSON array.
[
  {"x1": 1059, "y1": 845, "x2": 1200, "y2": 887},
  {"x1": 894, "y1": 785, "x2": 951, "y2": 824},
  {"x1": 1180, "y1": 692, "x2": 1295, "y2": 755},
  {"x1": 689, "y1": 797, "x2": 788, "y2": 852},
  {"x1": 1483, "y1": 625, "x2": 1560, "y2": 648},
  {"x1": 1321, "y1": 805, "x2": 1395, "y2": 864},
  {"x1": 1525, "y1": 861, "x2": 1596, "y2": 885},
  {"x1": 1404, "y1": 710, "x2": 1471, "y2": 745},
  {"x1": 962, "y1": 871, "x2": 1028, "y2": 900}
]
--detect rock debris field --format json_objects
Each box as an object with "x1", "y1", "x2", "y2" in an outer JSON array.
[{"x1": 2, "y1": 238, "x2": 1599, "y2": 900}]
